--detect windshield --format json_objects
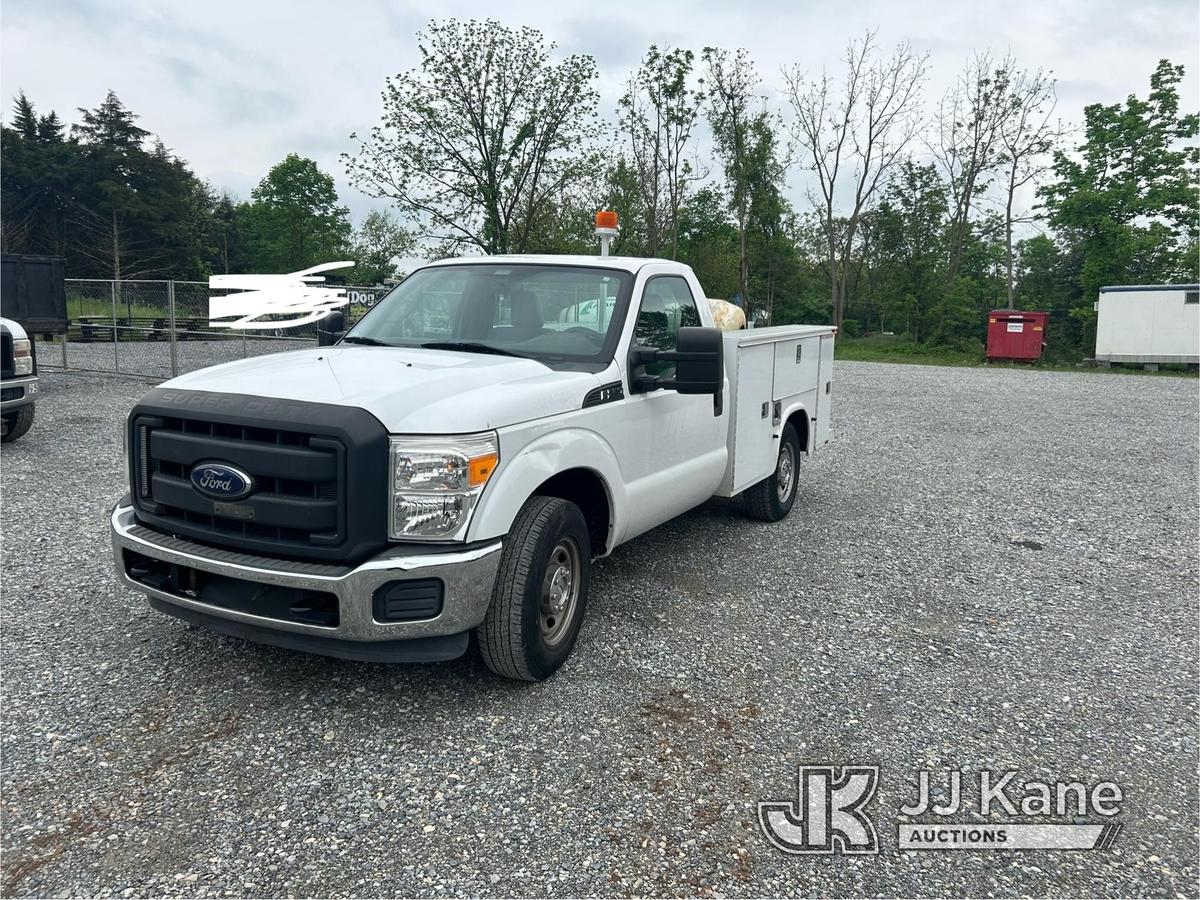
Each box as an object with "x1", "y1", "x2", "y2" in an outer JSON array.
[{"x1": 344, "y1": 264, "x2": 633, "y2": 365}]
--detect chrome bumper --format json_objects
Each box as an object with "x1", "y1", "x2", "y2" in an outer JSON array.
[
  {"x1": 110, "y1": 504, "x2": 502, "y2": 647},
  {"x1": 0, "y1": 375, "x2": 38, "y2": 412}
]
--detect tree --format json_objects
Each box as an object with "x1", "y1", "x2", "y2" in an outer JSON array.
[
  {"x1": 786, "y1": 32, "x2": 928, "y2": 328},
  {"x1": 998, "y1": 68, "x2": 1059, "y2": 308},
  {"x1": 345, "y1": 19, "x2": 600, "y2": 256},
  {"x1": 1040, "y1": 59, "x2": 1199, "y2": 299},
  {"x1": 744, "y1": 114, "x2": 791, "y2": 322},
  {"x1": 618, "y1": 46, "x2": 705, "y2": 258},
  {"x1": 702, "y1": 47, "x2": 778, "y2": 307},
  {"x1": 599, "y1": 156, "x2": 650, "y2": 256},
  {"x1": 349, "y1": 209, "x2": 416, "y2": 284},
  {"x1": 72, "y1": 91, "x2": 180, "y2": 279},
  {"x1": 4, "y1": 90, "x2": 237, "y2": 280},
  {"x1": 207, "y1": 191, "x2": 248, "y2": 275},
  {"x1": 932, "y1": 54, "x2": 1014, "y2": 284},
  {"x1": 1, "y1": 93, "x2": 79, "y2": 257},
  {"x1": 868, "y1": 161, "x2": 949, "y2": 340},
  {"x1": 241, "y1": 153, "x2": 351, "y2": 273},
  {"x1": 676, "y1": 187, "x2": 740, "y2": 299}
]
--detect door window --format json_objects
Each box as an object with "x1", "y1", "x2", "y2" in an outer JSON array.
[{"x1": 634, "y1": 276, "x2": 701, "y2": 377}]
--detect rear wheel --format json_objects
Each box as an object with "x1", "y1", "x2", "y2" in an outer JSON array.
[
  {"x1": 1, "y1": 405, "x2": 35, "y2": 443},
  {"x1": 742, "y1": 421, "x2": 800, "y2": 522},
  {"x1": 478, "y1": 496, "x2": 591, "y2": 681}
]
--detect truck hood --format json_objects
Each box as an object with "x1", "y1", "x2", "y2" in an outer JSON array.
[{"x1": 162, "y1": 346, "x2": 601, "y2": 433}]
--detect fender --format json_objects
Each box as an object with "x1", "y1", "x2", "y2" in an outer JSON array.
[
  {"x1": 780, "y1": 396, "x2": 815, "y2": 453},
  {"x1": 467, "y1": 425, "x2": 628, "y2": 554}
]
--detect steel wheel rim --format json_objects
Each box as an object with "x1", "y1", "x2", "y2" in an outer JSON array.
[
  {"x1": 539, "y1": 537, "x2": 581, "y2": 647},
  {"x1": 776, "y1": 443, "x2": 795, "y2": 502}
]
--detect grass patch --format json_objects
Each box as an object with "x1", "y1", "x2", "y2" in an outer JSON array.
[
  {"x1": 68, "y1": 295, "x2": 168, "y2": 320},
  {"x1": 835, "y1": 334, "x2": 1197, "y2": 376},
  {"x1": 835, "y1": 334, "x2": 984, "y2": 367}
]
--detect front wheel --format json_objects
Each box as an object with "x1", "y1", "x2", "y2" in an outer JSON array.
[
  {"x1": 742, "y1": 421, "x2": 800, "y2": 522},
  {"x1": 1, "y1": 405, "x2": 35, "y2": 443},
  {"x1": 478, "y1": 496, "x2": 591, "y2": 681}
]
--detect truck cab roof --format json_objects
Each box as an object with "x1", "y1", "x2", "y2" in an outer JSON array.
[{"x1": 420, "y1": 254, "x2": 693, "y2": 276}]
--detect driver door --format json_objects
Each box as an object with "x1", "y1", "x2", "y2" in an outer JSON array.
[{"x1": 612, "y1": 270, "x2": 728, "y2": 540}]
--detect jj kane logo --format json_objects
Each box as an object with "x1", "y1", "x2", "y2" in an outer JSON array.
[
  {"x1": 760, "y1": 766, "x2": 1124, "y2": 855},
  {"x1": 758, "y1": 766, "x2": 880, "y2": 854}
]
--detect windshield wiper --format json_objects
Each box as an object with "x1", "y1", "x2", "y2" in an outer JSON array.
[
  {"x1": 340, "y1": 335, "x2": 392, "y2": 347},
  {"x1": 419, "y1": 341, "x2": 534, "y2": 359}
]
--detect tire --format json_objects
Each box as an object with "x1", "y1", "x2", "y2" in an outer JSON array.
[
  {"x1": 1, "y1": 404, "x2": 34, "y2": 443},
  {"x1": 742, "y1": 421, "x2": 800, "y2": 522},
  {"x1": 478, "y1": 496, "x2": 591, "y2": 681}
]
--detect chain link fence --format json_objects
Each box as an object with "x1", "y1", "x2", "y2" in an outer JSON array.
[{"x1": 35, "y1": 280, "x2": 389, "y2": 380}]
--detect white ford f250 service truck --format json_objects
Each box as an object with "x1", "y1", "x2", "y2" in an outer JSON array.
[{"x1": 111, "y1": 238, "x2": 835, "y2": 680}]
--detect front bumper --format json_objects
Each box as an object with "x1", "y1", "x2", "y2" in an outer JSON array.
[
  {"x1": 0, "y1": 375, "x2": 38, "y2": 412},
  {"x1": 110, "y1": 503, "x2": 502, "y2": 662}
]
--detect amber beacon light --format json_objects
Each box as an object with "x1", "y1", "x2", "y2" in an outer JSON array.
[{"x1": 595, "y1": 210, "x2": 619, "y2": 256}]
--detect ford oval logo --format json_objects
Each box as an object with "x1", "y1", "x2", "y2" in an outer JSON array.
[{"x1": 191, "y1": 461, "x2": 254, "y2": 501}]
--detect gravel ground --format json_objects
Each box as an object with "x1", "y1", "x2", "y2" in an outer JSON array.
[{"x1": 2, "y1": 361, "x2": 1197, "y2": 898}]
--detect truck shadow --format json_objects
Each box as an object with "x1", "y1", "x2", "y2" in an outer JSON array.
[{"x1": 140, "y1": 492, "x2": 764, "y2": 704}]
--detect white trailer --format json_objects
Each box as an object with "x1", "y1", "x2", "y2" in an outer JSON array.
[{"x1": 1095, "y1": 284, "x2": 1200, "y2": 365}]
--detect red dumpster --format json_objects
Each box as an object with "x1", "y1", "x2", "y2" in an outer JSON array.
[{"x1": 986, "y1": 310, "x2": 1049, "y2": 362}]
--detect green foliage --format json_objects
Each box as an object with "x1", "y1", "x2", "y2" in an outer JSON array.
[
  {"x1": 344, "y1": 19, "x2": 601, "y2": 255},
  {"x1": 675, "y1": 187, "x2": 740, "y2": 298},
  {"x1": 240, "y1": 154, "x2": 351, "y2": 274},
  {"x1": 866, "y1": 161, "x2": 951, "y2": 339},
  {"x1": 600, "y1": 157, "x2": 650, "y2": 256},
  {"x1": 347, "y1": 209, "x2": 415, "y2": 284},
  {"x1": 618, "y1": 45, "x2": 705, "y2": 257},
  {"x1": 836, "y1": 333, "x2": 985, "y2": 365},
  {"x1": 1040, "y1": 59, "x2": 1199, "y2": 299},
  {"x1": 702, "y1": 47, "x2": 783, "y2": 307},
  {"x1": 1, "y1": 92, "x2": 352, "y2": 280}
]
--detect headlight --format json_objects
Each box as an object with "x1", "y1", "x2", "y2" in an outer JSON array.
[
  {"x1": 389, "y1": 432, "x2": 499, "y2": 539},
  {"x1": 12, "y1": 339, "x2": 32, "y2": 376}
]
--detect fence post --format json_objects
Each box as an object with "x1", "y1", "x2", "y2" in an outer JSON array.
[
  {"x1": 168, "y1": 280, "x2": 179, "y2": 377},
  {"x1": 60, "y1": 332, "x2": 67, "y2": 369},
  {"x1": 111, "y1": 280, "x2": 120, "y2": 372}
]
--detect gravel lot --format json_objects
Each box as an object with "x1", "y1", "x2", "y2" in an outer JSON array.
[{"x1": 2, "y1": 360, "x2": 1197, "y2": 898}]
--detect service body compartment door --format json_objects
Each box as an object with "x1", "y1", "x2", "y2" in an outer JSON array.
[
  {"x1": 771, "y1": 336, "x2": 821, "y2": 399},
  {"x1": 724, "y1": 341, "x2": 776, "y2": 495},
  {"x1": 814, "y1": 334, "x2": 834, "y2": 447}
]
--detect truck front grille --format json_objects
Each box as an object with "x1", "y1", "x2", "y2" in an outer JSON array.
[
  {"x1": 132, "y1": 414, "x2": 346, "y2": 554},
  {"x1": 0, "y1": 333, "x2": 13, "y2": 380},
  {"x1": 126, "y1": 389, "x2": 391, "y2": 563}
]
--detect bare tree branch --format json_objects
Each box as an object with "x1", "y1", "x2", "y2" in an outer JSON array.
[{"x1": 786, "y1": 32, "x2": 928, "y2": 327}]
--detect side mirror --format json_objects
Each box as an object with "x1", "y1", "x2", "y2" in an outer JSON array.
[
  {"x1": 629, "y1": 326, "x2": 724, "y2": 395},
  {"x1": 317, "y1": 310, "x2": 345, "y2": 346}
]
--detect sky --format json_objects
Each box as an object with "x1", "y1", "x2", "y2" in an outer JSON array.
[{"x1": 2, "y1": 0, "x2": 1197, "y2": 233}]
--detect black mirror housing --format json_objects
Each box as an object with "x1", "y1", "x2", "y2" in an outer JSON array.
[
  {"x1": 630, "y1": 326, "x2": 724, "y2": 395},
  {"x1": 669, "y1": 326, "x2": 724, "y2": 394},
  {"x1": 318, "y1": 310, "x2": 345, "y2": 346}
]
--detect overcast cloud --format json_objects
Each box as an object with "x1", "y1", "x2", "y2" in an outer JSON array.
[{"x1": 2, "y1": 0, "x2": 1196, "y2": 229}]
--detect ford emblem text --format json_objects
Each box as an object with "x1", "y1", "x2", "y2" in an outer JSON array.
[{"x1": 191, "y1": 461, "x2": 254, "y2": 501}]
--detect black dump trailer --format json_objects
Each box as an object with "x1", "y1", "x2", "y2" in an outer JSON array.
[{"x1": 1, "y1": 254, "x2": 68, "y2": 334}]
